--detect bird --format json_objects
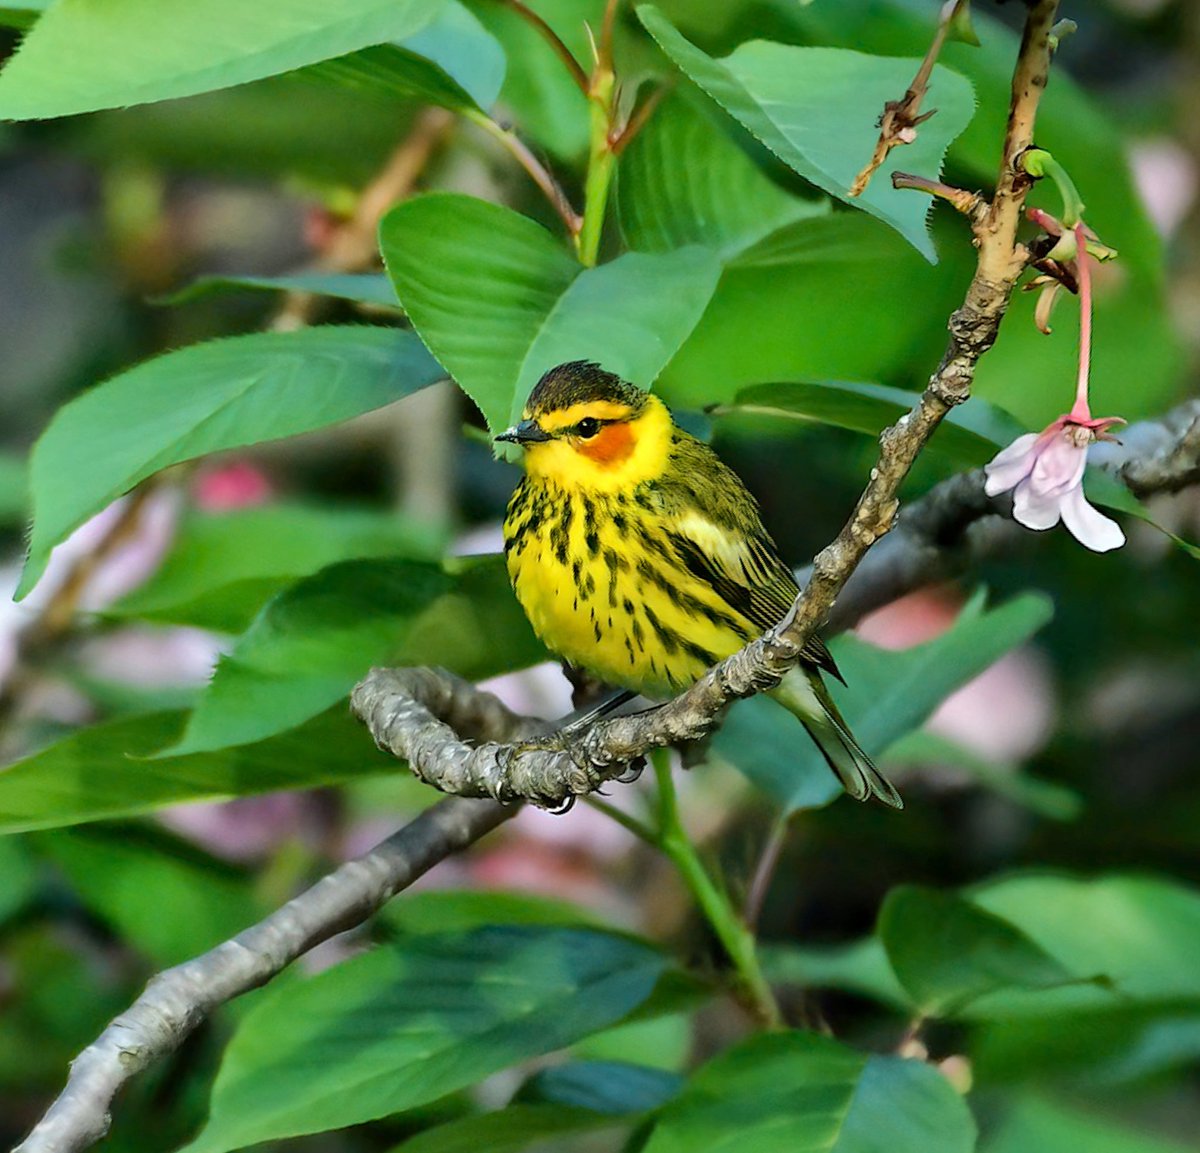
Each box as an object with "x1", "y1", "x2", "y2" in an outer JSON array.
[{"x1": 496, "y1": 360, "x2": 902, "y2": 809}]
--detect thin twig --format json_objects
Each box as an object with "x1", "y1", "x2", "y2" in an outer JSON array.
[
  {"x1": 891, "y1": 171, "x2": 985, "y2": 218},
  {"x1": 20, "y1": 391, "x2": 1200, "y2": 1153},
  {"x1": 744, "y1": 814, "x2": 791, "y2": 932},
  {"x1": 0, "y1": 482, "x2": 160, "y2": 734},
  {"x1": 271, "y1": 108, "x2": 454, "y2": 332},
  {"x1": 358, "y1": 0, "x2": 1065, "y2": 810},
  {"x1": 598, "y1": 0, "x2": 620, "y2": 73},
  {"x1": 489, "y1": 0, "x2": 590, "y2": 95},
  {"x1": 610, "y1": 82, "x2": 670, "y2": 156},
  {"x1": 466, "y1": 110, "x2": 583, "y2": 235},
  {"x1": 850, "y1": 0, "x2": 968, "y2": 197}
]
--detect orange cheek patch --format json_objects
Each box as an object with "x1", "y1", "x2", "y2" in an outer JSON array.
[{"x1": 579, "y1": 422, "x2": 636, "y2": 467}]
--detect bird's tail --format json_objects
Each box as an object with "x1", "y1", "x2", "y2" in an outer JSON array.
[{"x1": 769, "y1": 666, "x2": 903, "y2": 809}]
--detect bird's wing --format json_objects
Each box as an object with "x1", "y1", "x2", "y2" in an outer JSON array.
[{"x1": 662, "y1": 507, "x2": 844, "y2": 682}]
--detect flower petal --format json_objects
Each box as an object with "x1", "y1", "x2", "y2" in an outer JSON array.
[
  {"x1": 1012, "y1": 477, "x2": 1063, "y2": 530},
  {"x1": 984, "y1": 433, "x2": 1040, "y2": 496},
  {"x1": 1028, "y1": 430, "x2": 1088, "y2": 498},
  {"x1": 1059, "y1": 484, "x2": 1125, "y2": 552}
]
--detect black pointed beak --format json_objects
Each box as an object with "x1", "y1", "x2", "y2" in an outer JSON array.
[{"x1": 496, "y1": 418, "x2": 553, "y2": 445}]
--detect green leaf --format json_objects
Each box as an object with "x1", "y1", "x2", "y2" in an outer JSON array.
[
  {"x1": 161, "y1": 555, "x2": 541, "y2": 756},
  {"x1": 962, "y1": 874, "x2": 1200, "y2": 1081},
  {"x1": 974, "y1": 1004, "x2": 1200, "y2": 1086},
  {"x1": 184, "y1": 927, "x2": 667, "y2": 1153},
  {"x1": 983, "y1": 1095, "x2": 1198, "y2": 1153},
  {"x1": 642, "y1": 1031, "x2": 975, "y2": 1153},
  {"x1": 163, "y1": 559, "x2": 448, "y2": 756},
  {"x1": 879, "y1": 886, "x2": 1082, "y2": 1018},
  {"x1": 381, "y1": 889, "x2": 602, "y2": 936},
  {"x1": 524, "y1": 1060, "x2": 683, "y2": 1114},
  {"x1": 638, "y1": 7, "x2": 976, "y2": 261},
  {"x1": 109, "y1": 504, "x2": 446, "y2": 634},
  {"x1": 713, "y1": 590, "x2": 1054, "y2": 812},
  {"x1": 0, "y1": 0, "x2": 440, "y2": 120},
  {"x1": 0, "y1": 708, "x2": 400, "y2": 834},
  {"x1": 883, "y1": 730, "x2": 1082, "y2": 822},
  {"x1": 35, "y1": 826, "x2": 263, "y2": 966},
  {"x1": 395, "y1": 1105, "x2": 628, "y2": 1153},
  {"x1": 0, "y1": 1, "x2": 48, "y2": 32},
  {"x1": 722, "y1": 380, "x2": 1027, "y2": 468},
  {"x1": 618, "y1": 90, "x2": 827, "y2": 259},
  {"x1": 573, "y1": 1013, "x2": 693, "y2": 1072},
  {"x1": 968, "y1": 873, "x2": 1200, "y2": 1011},
  {"x1": 0, "y1": 450, "x2": 27, "y2": 526},
  {"x1": 381, "y1": 194, "x2": 722, "y2": 432},
  {"x1": 508, "y1": 246, "x2": 722, "y2": 430},
  {"x1": 654, "y1": 214, "x2": 966, "y2": 414},
  {"x1": 19, "y1": 326, "x2": 444, "y2": 599},
  {"x1": 382, "y1": 195, "x2": 577, "y2": 432},
  {"x1": 762, "y1": 939, "x2": 911, "y2": 1011},
  {"x1": 305, "y1": 1, "x2": 505, "y2": 113},
  {"x1": 162, "y1": 272, "x2": 398, "y2": 309},
  {"x1": 399, "y1": 1061, "x2": 682, "y2": 1153}
]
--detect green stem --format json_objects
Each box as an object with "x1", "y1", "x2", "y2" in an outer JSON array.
[
  {"x1": 576, "y1": 69, "x2": 617, "y2": 267},
  {"x1": 1022, "y1": 147, "x2": 1086, "y2": 226},
  {"x1": 584, "y1": 794, "x2": 658, "y2": 843},
  {"x1": 652, "y1": 751, "x2": 784, "y2": 1029}
]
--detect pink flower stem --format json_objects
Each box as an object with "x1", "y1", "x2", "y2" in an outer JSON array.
[{"x1": 1071, "y1": 221, "x2": 1092, "y2": 421}]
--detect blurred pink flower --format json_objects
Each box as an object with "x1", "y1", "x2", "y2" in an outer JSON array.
[
  {"x1": 1129, "y1": 138, "x2": 1197, "y2": 238},
  {"x1": 193, "y1": 460, "x2": 274, "y2": 510},
  {"x1": 985, "y1": 416, "x2": 1125, "y2": 552},
  {"x1": 160, "y1": 793, "x2": 322, "y2": 863},
  {"x1": 856, "y1": 588, "x2": 1055, "y2": 765}
]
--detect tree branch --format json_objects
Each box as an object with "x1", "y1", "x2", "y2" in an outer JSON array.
[
  {"x1": 20, "y1": 401, "x2": 1198, "y2": 1153},
  {"x1": 355, "y1": 0, "x2": 1065, "y2": 810},
  {"x1": 354, "y1": 395, "x2": 1200, "y2": 808},
  {"x1": 22, "y1": 6, "x2": 1132, "y2": 1149},
  {"x1": 270, "y1": 107, "x2": 454, "y2": 333},
  {"x1": 849, "y1": 0, "x2": 969, "y2": 197},
  {"x1": 17, "y1": 806, "x2": 520, "y2": 1153}
]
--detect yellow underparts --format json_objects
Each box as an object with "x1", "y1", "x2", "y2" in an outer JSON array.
[{"x1": 503, "y1": 399, "x2": 757, "y2": 697}]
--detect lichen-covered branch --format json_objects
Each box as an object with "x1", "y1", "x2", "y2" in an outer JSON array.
[
  {"x1": 1108, "y1": 399, "x2": 1200, "y2": 498},
  {"x1": 22, "y1": 394, "x2": 1198, "y2": 1153},
  {"x1": 13, "y1": 795, "x2": 518, "y2": 1153},
  {"x1": 352, "y1": 667, "x2": 634, "y2": 808},
  {"x1": 356, "y1": 0, "x2": 1065, "y2": 810},
  {"x1": 354, "y1": 396, "x2": 1200, "y2": 808}
]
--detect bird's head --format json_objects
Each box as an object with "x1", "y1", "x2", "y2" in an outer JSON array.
[{"x1": 496, "y1": 361, "x2": 673, "y2": 491}]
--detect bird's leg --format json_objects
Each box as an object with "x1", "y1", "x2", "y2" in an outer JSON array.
[
  {"x1": 558, "y1": 688, "x2": 637, "y2": 737},
  {"x1": 506, "y1": 690, "x2": 640, "y2": 759}
]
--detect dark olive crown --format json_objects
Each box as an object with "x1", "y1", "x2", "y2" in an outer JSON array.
[{"x1": 525, "y1": 361, "x2": 650, "y2": 417}]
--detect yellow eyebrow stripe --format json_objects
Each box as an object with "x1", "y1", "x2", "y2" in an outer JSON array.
[{"x1": 531, "y1": 400, "x2": 634, "y2": 431}]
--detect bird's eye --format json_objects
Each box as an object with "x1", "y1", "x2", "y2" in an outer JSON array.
[{"x1": 575, "y1": 417, "x2": 602, "y2": 438}]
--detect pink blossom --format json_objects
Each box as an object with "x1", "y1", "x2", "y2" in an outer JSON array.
[
  {"x1": 985, "y1": 415, "x2": 1125, "y2": 552},
  {"x1": 193, "y1": 460, "x2": 274, "y2": 510},
  {"x1": 857, "y1": 588, "x2": 1055, "y2": 764},
  {"x1": 986, "y1": 221, "x2": 1126, "y2": 554}
]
